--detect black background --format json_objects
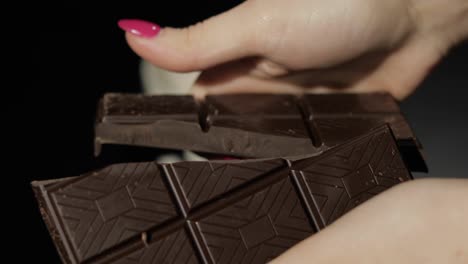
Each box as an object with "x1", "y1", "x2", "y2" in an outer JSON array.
[{"x1": 6, "y1": 1, "x2": 467, "y2": 262}]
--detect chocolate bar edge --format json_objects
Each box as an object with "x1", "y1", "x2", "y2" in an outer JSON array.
[
  {"x1": 32, "y1": 178, "x2": 144, "y2": 264},
  {"x1": 32, "y1": 178, "x2": 77, "y2": 264}
]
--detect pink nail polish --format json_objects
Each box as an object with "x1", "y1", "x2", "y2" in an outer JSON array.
[{"x1": 117, "y1": 19, "x2": 161, "y2": 38}]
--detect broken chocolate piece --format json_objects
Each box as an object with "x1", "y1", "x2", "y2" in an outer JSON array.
[
  {"x1": 33, "y1": 126, "x2": 412, "y2": 263},
  {"x1": 94, "y1": 93, "x2": 426, "y2": 172}
]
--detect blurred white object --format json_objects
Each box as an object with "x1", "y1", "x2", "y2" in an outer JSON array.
[
  {"x1": 182, "y1": 150, "x2": 208, "y2": 161},
  {"x1": 156, "y1": 151, "x2": 207, "y2": 163},
  {"x1": 156, "y1": 153, "x2": 184, "y2": 164},
  {"x1": 140, "y1": 60, "x2": 200, "y2": 95}
]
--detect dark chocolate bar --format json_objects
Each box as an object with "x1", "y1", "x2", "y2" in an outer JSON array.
[
  {"x1": 94, "y1": 93, "x2": 427, "y2": 172},
  {"x1": 33, "y1": 126, "x2": 412, "y2": 263}
]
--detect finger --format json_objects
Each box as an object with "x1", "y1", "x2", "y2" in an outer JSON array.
[
  {"x1": 119, "y1": 2, "x2": 258, "y2": 72},
  {"x1": 190, "y1": 57, "x2": 371, "y2": 98},
  {"x1": 190, "y1": 58, "x2": 303, "y2": 99},
  {"x1": 192, "y1": 74, "x2": 305, "y2": 99}
]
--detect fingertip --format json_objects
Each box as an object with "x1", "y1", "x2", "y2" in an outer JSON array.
[
  {"x1": 124, "y1": 30, "x2": 191, "y2": 72},
  {"x1": 120, "y1": 1, "x2": 256, "y2": 72},
  {"x1": 126, "y1": 28, "x2": 212, "y2": 72}
]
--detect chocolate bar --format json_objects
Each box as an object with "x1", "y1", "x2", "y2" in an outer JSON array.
[
  {"x1": 94, "y1": 93, "x2": 427, "y2": 172},
  {"x1": 33, "y1": 126, "x2": 412, "y2": 263}
]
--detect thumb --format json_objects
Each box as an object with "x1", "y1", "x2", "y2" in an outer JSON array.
[{"x1": 118, "y1": 2, "x2": 257, "y2": 72}]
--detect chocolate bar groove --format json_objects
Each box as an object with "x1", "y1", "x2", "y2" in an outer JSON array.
[
  {"x1": 290, "y1": 172, "x2": 327, "y2": 230},
  {"x1": 296, "y1": 96, "x2": 323, "y2": 148},
  {"x1": 187, "y1": 221, "x2": 215, "y2": 264}
]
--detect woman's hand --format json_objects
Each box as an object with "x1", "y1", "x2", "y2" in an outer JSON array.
[{"x1": 118, "y1": 0, "x2": 468, "y2": 99}]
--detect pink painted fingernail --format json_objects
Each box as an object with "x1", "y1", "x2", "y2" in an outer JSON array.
[{"x1": 117, "y1": 19, "x2": 161, "y2": 38}]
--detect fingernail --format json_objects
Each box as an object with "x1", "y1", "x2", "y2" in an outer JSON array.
[{"x1": 117, "y1": 19, "x2": 161, "y2": 38}]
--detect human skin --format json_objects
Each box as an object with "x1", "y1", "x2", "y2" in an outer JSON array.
[
  {"x1": 121, "y1": 0, "x2": 468, "y2": 99},
  {"x1": 118, "y1": 0, "x2": 468, "y2": 262}
]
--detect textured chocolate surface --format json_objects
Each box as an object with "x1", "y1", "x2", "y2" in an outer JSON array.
[
  {"x1": 33, "y1": 126, "x2": 412, "y2": 263},
  {"x1": 94, "y1": 93, "x2": 426, "y2": 172}
]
